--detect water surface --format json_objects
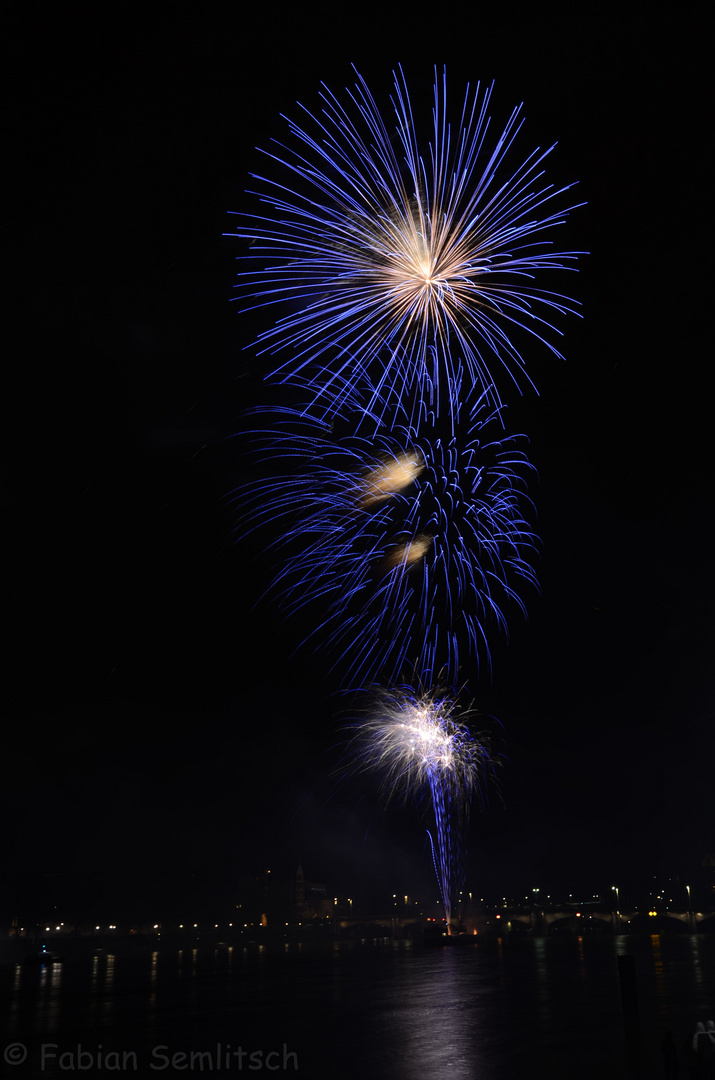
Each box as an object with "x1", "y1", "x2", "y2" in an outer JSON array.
[{"x1": 2, "y1": 933, "x2": 714, "y2": 1078}]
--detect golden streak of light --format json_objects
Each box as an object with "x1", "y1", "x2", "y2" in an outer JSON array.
[
  {"x1": 384, "y1": 533, "x2": 432, "y2": 570},
  {"x1": 359, "y1": 452, "x2": 423, "y2": 507}
]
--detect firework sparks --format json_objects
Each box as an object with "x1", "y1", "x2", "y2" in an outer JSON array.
[
  {"x1": 347, "y1": 684, "x2": 499, "y2": 932},
  {"x1": 235, "y1": 364, "x2": 537, "y2": 688},
  {"x1": 229, "y1": 66, "x2": 583, "y2": 937},
  {"x1": 228, "y1": 66, "x2": 584, "y2": 412}
]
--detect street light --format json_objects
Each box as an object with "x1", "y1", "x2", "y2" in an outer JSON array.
[{"x1": 611, "y1": 886, "x2": 621, "y2": 933}]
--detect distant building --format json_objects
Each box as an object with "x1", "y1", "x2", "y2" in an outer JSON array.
[
  {"x1": 303, "y1": 875, "x2": 331, "y2": 917},
  {"x1": 234, "y1": 864, "x2": 331, "y2": 926}
]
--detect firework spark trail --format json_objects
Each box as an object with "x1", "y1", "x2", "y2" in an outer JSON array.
[
  {"x1": 227, "y1": 66, "x2": 584, "y2": 414},
  {"x1": 235, "y1": 362, "x2": 538, "y2": 688},
  {"x1": 347, "y1": 685, "x2": 500, "y2": 931}
]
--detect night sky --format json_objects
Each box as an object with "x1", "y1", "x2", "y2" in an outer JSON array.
[{"x1": 3, "y1": 4, "x2": 711, "y2": 920}]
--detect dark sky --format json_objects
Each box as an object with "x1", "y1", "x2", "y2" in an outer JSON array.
[{"x1": 3, "y1": 3, "x2": 712, "y2": 919}]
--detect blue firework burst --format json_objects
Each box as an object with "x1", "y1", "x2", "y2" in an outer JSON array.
[
  {"x1": 236, "y1": 361, "x2": 538, "y2": 688},
  {"x1": 227, "y1": 66, "x2": 583, "y2": 413},
  {"x1": 344, "y1": 682, "x2": 500, "y2": 932}
]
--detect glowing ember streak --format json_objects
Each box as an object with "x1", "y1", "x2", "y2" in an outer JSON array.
[
  {"x1": 360, "y1": 452, "x2": 424, "y2": 507},
  {"x1": 384, "y1": 533, "x2": 432, "y2": 569}
]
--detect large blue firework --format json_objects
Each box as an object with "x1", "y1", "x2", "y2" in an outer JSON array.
[
  {"x1": 227, "y1": 66, "x2": 583, "y2": 413},
  {"x1": 236, "y1": 361, "x2": 538, "y2": 689}
]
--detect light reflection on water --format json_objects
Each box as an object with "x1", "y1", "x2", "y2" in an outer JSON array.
[
  {"x1": 690, "y1": 934, "x2": 706, "y2": 994},
  {"x1": 29, "y1": 957, "x2": 64, "y2": 1036},
  {"x1": 2, "y1": 934, "x2": 714, "y2": 1079},
  {"x1": 577, "y1": 933, "x2": 586, "y2": 981},
  {"x1": 364, "y1": 945, "x2": 494, "y2": 1080},
  {"x1": 651, "y1": 933, "x2": 669, "y2": 1022}
]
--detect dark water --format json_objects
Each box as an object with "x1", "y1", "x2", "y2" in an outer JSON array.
[{"x1": 2, "y1": 934, "x2": 714, "y2": 1078}]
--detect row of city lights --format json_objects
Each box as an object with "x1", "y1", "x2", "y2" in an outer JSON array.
[{"x1": 17, "y1": 881, "x2": 701, "y2": 934}]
